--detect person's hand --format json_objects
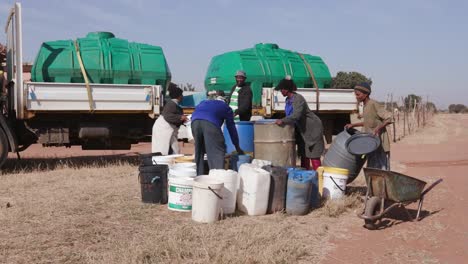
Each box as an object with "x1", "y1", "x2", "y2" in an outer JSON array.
[
  {"x1": 373, "y1": 127, "x2": 381, "y2": 136},
  {"x1": 345, "y1": 123, "x2": 354, "y2": 129},
  {"x1": 181, "y1": 115, "x2": 189, "y2": 122},
  {"x1": 275, "y1": 119, "x2": 283, "y2": 126},
  {"x1": 235, "y1": 146, "x2": 245, "y2": 155}
]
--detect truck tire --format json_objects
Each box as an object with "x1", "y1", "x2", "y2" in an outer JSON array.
[{"x1": 0, "y1": 128, "x2": 9, "y2": 168}]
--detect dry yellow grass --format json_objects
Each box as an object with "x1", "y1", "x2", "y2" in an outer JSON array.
[{"x1": 0, "y1": 160, "x2": 362, "y2": 264}]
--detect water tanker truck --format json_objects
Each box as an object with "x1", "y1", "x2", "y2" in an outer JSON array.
[
  {"x1": 0, "y1": 3, "x2": 168, "y2": 167},
  {"x1": 198, "y1": 43, "x2": 358, "y2": 142}
]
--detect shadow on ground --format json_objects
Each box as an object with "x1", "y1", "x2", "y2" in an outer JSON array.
[{"x1": 1, "y1": 154, "x2": 140, "y2": 174}]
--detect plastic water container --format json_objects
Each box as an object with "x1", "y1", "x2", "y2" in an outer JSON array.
[
  {"x1": 192, "y1": 176, "x2": 224, "y2": 223},
  {"x1": 286, "y1": 170, "x2": 317, "y2": 215},
  {"x1": 168, "y1": 168, "x2": 197, "y2": 179},
  {"x1": 318, "y1": 167, "x2": 349, "y2": 200},
  {"x1": 262, "y1": 165, "x2": 288, "y2": 214},
  {"x1": 152, "y1": 155, "x2": 176, "y2": 166},
  {"x1": 230, "y1": 154, "x2": 252, "y2": 171},
  {"x1": 251, "y1": 159, "x2": 272, "y2": 168},
  {"x1": 168, "y1": 177, "x2": 194, "y2": 212},
  {"x1": 138, "y1": 164, "x2": 169, "y2": 204},
  {"x1": 208, "y1": 169, "x2": 239, "y2": 214},
  {"x1": 323, "y1": 129, "x2": 366, "y2": 183},
  {"x1": 237, "y1": 164, "x2": 271, "y2": 216},
  {"x1": 140, "y1": 153, "x2": 162, "y2": 166},
  {"x1": 224, "y1": 121, "x2": 254, "y2": 154},
  {"x1": 171, "y1": 162, "x2": 196, "y2": 170}
]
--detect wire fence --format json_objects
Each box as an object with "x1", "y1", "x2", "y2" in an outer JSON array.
[{"x1": 384, "y1": 94, "x2": 436, "y2": 142}]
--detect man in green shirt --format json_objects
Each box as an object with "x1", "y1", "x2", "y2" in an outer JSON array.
[{"x1": 345, "y1": 82, "x2": 393, "y2": 170}]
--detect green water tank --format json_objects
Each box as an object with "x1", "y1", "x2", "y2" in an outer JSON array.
[
  {"x1": 31, "y1": 32, "x2": 171, "y2": 88},
  {"x1": 205, "y1": 43, "x2": 332, "y2": 105}
]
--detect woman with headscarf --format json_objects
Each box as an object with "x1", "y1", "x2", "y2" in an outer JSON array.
[
  {"x1": 275, "y1": 77, "x2": 325, "y2": 170},
  {"x1": 151, "y1": 87, "x2": 188, "y2": 155}
]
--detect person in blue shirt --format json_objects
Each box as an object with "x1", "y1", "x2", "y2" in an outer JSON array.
[{"x1": 191, "y1": 91, "x2": 244, "y2": 175}]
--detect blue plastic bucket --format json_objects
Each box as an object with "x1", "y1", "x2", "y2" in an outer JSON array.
[
  {"x1": 286, "y1": 170, "x2": 318, "y2": 215},
  {"x1": 224, "y1": 121, "x2": 254, "y2": 154}
]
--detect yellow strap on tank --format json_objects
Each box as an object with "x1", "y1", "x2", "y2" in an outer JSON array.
[
  {"x1": 297, "y1": 53, "x2": 319, "y2": 112},
  {"x1": 74, "y1": 41, "x2": 94, "y2": 112}
]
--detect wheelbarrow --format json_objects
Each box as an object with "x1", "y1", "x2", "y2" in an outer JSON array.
[{"x1": 358, "y1": 168, "x2": 443, "y2": 230}]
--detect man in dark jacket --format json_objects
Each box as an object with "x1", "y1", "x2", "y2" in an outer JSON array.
[
  {"x1": 191, "y1": 91, "x2": 244, "y2": 175},
  {"x1": 227, "y1": 70, "x2": 253, "y2": 121}
]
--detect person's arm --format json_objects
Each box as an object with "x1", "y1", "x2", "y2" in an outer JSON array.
[
  {"x1": 224, "y1": 105, "x2": 243, "y2": 154},
  {"x1": 279, "y1": 94, "x2": 305, "y2": 125},
  {"x1": 374, "y1": 103, "x2": 393, "y2": 135},
  {"x1": 345, "y1": 122, "x2": 364, "y2": 129},
  {"x1": 162, "y1": 102, "x2": 185, "y2": 126},
  {"x1": 236, "y1": 87, "x2": 253, "y2": 117}
]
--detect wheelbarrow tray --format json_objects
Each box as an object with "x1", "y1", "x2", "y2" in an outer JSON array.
[{"x1": 363, "y1": 168, "x2": 427, "y2": 203}]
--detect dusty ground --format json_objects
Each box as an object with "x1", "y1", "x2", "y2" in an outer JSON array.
[
  {"x1": 323, "y1": 113, "x2": 468, "y2": 264},
  {"x1": 0, "y1": 114, "x2": 467, "y2": 263}
]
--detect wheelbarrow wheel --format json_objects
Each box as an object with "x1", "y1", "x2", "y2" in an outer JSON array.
[{"x1": 364, "y1": 196, "x2": 382, "y2": 230}]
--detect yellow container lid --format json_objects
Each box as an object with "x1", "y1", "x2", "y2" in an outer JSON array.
[{"x1": 322, "y1": 166, "x2": 349, "y2": 175}]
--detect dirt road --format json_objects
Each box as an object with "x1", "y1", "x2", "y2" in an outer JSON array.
[{"x1": 323, "y1": 114, "x2": 468, "y2": 264}]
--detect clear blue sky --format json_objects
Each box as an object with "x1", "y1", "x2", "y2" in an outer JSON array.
[{"x1": 1, "y1": 0, "x2": 466, "y2": 108}]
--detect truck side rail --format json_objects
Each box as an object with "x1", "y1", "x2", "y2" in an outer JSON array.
[
  {"x1": 24, "y1": 82, "x2": 162, "y2": 117},
  {"x1": 262, "y1": 87, "x2": 358, "y2": 116}
]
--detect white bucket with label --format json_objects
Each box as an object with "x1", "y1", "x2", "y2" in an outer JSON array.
[
  {"x1": 192, "y1": 176, "x2": 224, "y2": 223},
  {"x1": 321, "y1": 167, "x2": 349, "y2": 200},
  {"x1": 168, "y1": 177, "x2": 194, "y2": 212}
]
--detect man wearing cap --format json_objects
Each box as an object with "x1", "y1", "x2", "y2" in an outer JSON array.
[
  {"x1": 227, "y1": 70, "x2": 253, "y2": 121},
  {"x1": 152, "y1": 87, "x2": 188, "y2": 155},
  {"x1": 345, "y1": 82, "x2": 393, "y2": 170},
  {"x1": 191, "y1": 90, "x2": 244, "y2": 175},
  {"x1": 275, "y1": 77, "x2": 325, "y2": 170}
]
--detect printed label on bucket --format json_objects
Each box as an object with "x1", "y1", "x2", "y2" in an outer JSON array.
[{"x1": 168, "y1": 185, "x2": 192, "y2": 210}]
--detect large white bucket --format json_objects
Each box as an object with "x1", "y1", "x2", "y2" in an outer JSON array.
[
  {"x1": 168, "y1": 177, "x2": 194, "y2": 212},
  {"x1": 208, "y1": 169, "x2": 239, "y2": 214},
  {"x1": 192, "y1": 176, "x2": 224, "y2": 223},
  {"x1": 237, "y1": 163, "x2": 270, "y2": 216},
  {"x1": 321, "y1": 167, "x2": 349, "y2": 200},
  {"x1": 168, "y1": 168, "x2": 197, "y2": 178}
]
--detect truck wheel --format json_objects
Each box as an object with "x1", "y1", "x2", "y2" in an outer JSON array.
[
  {"x1": 0, "y1": 128, "x2": 9, "y2": 168},
  {"x1": 364, "y1": 196, "x2": 382, "y2": 230}
]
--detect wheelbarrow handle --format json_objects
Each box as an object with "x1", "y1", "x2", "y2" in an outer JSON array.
[{"x1": 421, "y1": 178, "x2": 443, "y2": 197}]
